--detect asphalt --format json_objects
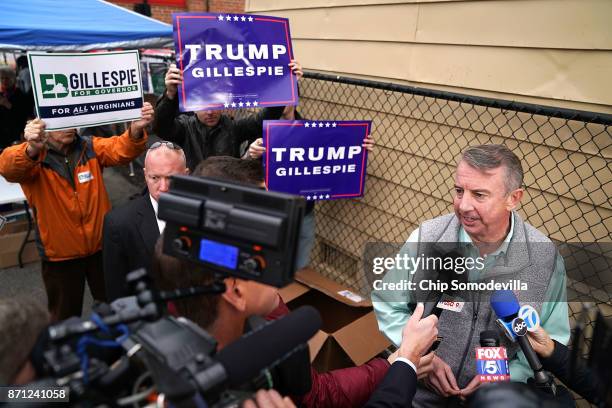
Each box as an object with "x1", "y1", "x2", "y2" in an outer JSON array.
[{"x1": 0, "y1": 163, "x2": 145, "y2": 318}]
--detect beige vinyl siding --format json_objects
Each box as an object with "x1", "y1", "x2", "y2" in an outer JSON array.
[
  {"x1": 246, "y1": 0, "x2": 612, "y2": 296},
  {"x1": 246, "y1": 0, "x2": 612, "y2": 113}
]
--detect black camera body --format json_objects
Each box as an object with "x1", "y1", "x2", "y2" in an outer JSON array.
[
  {"x1": 159, "y1": 175, "x2": 305, "y2": 287},
  {"x1": 24, "y1": 176, "x2": 312, "y2": 407}
]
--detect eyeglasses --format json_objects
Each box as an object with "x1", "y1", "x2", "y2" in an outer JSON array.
[{"x1": 149, "y1": 141, "x2": 183, "y2": 151}]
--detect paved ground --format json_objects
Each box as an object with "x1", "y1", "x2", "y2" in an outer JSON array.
[{"x1": 0, "y1": 163, "x2": 145, "y2": 318}]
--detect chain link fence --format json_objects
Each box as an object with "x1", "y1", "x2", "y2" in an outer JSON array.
[{"x1": 296, "y1": 71, "x2": 611, "y2": 377}]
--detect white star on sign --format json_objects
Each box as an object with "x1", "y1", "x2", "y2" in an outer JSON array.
[
  {"x1": 248, "y1": 16, "x2": 254, "y2": 22},
  {"x1": 304, "y1": 122, "x2": 310, "y2": 128},
  {"x1": 332, "y1": 122, "x2": 337, "y2": 127},
  {"x1": 225, "y1": 15, "x2": 232, "y2": 21},
  {"x1": 306, "y1": 196, "x2": 311, "y2": 200},
  {"x1": 233, "y1": 16, "x2": 239, "y2": 21},
  {"x1": 318, "y1": 122, "x2": 324, "y2": 128},
  {"x1": 325, "y1": 122, "x2": 330, "y2": 127},
  {"x1": 319, "y1": 195, "x2": 324, "y2": 199},
  {"x1": 253, "y1": 101, "x2": 258, "y2": 106},
  {"x1": 218, "y1": 15, "x2": 224, "y2": 21},
  {"x1": 231, "y1": 102, "x2": 237, "y2": 107},
  {"x1": 241, "y1": 16, "x2": 246, "y2": 21},
  {"x1": 223, "y1": 102, "x2": 229, "y2": 108},
  {"x1": 245, "y1": 101, "x2": 251, "y2": 107},
  {"x1": 325, "y1": 194, "x2": 330, "y2": 199},
  {"x1": 238, "y1": 102, "x2": 244, "y2": 107}
]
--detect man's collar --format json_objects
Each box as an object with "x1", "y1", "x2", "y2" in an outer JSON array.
[
  {"x1": 458, "y1": 212, "x2": 515, "y2": 256},
  {"x1": 149, "y1": 194, "x2": 158, "y2": 216}
]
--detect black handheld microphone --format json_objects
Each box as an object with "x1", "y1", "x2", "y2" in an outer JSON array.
[
  {"x1": 480, "y1": 330, "x2": 500, "y2": 347},
  {"x1": 196, "y1": 305, "x2": 322, "y2": 392},
  {"x1": 490, "y1": 290, "x2": 555, "y2": 394}
]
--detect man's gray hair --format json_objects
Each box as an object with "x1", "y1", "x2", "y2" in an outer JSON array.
[
  {"x1": 144, "y1": 143, "x2": 187, "y2": 167},
  {"x1": 460, "y1": 144, "x2": 523, "y2": 192}
]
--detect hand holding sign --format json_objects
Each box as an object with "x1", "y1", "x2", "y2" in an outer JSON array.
[
  {"x1": 24, "y1": 118, "x2": 48, "y2": 159},
  {"x1": 248, "y1": 138, "x2": 266, "y2": 159},
  {"x1": 362, "y1": 134, "x2": 375, "y2": 152},
  {"x1": 129, "y1": 102, "x2": 154, "y2": 139},
  {"x1": 288, "y1": 59, "x2": 303, "y2": 81},
  {"x1": 164, "y1": 63, "x2": 182, "y2": 100}
]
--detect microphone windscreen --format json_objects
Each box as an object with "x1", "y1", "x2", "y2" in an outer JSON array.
[
  {"x1": 480, "y1": 330, "x2": 500, "y2": 347},
  {"x1": 490, "y1": 290, "x2": 520, "y2": 319},
  {"x1": 215, "y1": 305, "x2": 321, "y2": 387}
]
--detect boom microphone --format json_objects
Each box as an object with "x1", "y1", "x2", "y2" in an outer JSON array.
[{"x1": 209, "y1": 305, "x2": 322, "y2": 389}]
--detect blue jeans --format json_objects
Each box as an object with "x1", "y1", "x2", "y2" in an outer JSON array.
[{"x1": 296, "y1": 211, "x2": 315, "y2": 270}]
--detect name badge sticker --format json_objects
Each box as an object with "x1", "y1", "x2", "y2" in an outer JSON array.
[
  {"x1": 437, "y1": 294, "x2": 464, "y2": 312},
  {"x1": 78, "y1": 171, "x2": 94, "y2": 184}
]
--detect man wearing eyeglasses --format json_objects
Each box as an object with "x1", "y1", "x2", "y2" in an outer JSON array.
[
  {"x1": 102, "y1": 141, "x2": 189, "y2": 301},
  {"x1": 153, "y1": 61, "x2": 303, "y2": 171},
  {"x1": 0, "y1": 103, "x2": 153, "y2": 321}
]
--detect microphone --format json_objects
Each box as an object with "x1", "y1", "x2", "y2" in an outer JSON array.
[
  {"x1": 420, "y1": 250, "x2": 467, "y2": 318},
  {"x1": 476, "y1": 330, "x2": 510, "y2": 382},
  {"x1": 195, "y1": 305, "x2": 322, "y2": 392},
  {"x1": 490, "y1": 290, "x2": 555, "y2": 394}
]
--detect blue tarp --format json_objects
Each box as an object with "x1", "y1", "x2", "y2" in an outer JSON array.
[{"x1": 0, "y1": 0, "x2": 173, "y2": 51}]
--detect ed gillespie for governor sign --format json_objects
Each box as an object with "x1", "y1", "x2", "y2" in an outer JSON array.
[{"x1": 28, "y1": 51, "x2": 144, "y2": 130}]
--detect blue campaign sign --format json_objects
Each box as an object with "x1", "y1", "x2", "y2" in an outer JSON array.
[
  {"x1": 263, "y1": 120, "x2": 371, "y2": 201},
  {"x1": 173, "y1": 12, "x2": 298, "y2": 112}
]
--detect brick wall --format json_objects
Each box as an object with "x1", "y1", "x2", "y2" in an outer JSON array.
[{"x1": 110, "y1": 0, "x2": 245, "y2": 24}]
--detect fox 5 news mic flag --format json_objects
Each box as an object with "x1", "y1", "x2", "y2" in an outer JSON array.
[
  {"x1": 28, "y1": 51, "x2": 143, "y2": 130},
  {"x1": 475, "y1": 347, "x2": 510, "y2": 382},
  {"x1": 172, "y1": 13, "x2": 298, "y2": 112},
  {"x1": 263, "y1": 120, "x2": 371, "y2": 201}
]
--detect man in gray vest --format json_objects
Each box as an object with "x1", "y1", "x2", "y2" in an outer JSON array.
[{"x1": 372, "y1": 144, "x2": 569, "y2": 407}]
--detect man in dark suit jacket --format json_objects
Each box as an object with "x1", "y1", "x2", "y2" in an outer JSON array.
[{"x1": 103, "y1": 141, "x2": 188, "y2": 301}]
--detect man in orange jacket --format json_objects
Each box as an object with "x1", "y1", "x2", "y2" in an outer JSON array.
[{"x1": 0, "y1": 103, "x2": 153, "y2": 321}]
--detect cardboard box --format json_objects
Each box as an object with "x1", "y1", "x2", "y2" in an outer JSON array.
[
  {"x1": 279, "y1": 268, "x2": 391, "y2": 372},
  {"x1": 0, "y1": 223, "x2": 39, "y2": 268}
]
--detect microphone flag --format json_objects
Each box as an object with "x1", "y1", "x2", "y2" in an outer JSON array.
[{"x1": 475, "y1": 346, "x2": 510, "y2": 382}]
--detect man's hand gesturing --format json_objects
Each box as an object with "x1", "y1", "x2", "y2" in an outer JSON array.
[{"x1": 398, "y1": 303, "x2": 439, "y2": 366}]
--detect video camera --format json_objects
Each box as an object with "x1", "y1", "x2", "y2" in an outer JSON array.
[
  {"x1": 159, "y1": 175, "x2": 305, "y2": 287},
  {"x1": 20, "y1": 176, "x2": 315, "y2": 407}
]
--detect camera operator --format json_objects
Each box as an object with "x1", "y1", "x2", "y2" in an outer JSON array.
[
  {"x1": 527, "y1": 325, "x2": 604, "y2": 405},
  {"x1": 0, "y1": 296, "x2": 49, "y2": 385},
  {"x1": 152, "y1": 156, "x2": 420, "y2": 407}
]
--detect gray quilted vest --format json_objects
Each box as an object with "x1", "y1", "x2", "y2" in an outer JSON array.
[{"x1": 412, "y1": 212, "x2": 559, "y2": 408}]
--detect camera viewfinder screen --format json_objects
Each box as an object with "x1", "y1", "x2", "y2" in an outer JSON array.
[{"x1": 199, "y1": 239, "x2": 239, "y2": 270}]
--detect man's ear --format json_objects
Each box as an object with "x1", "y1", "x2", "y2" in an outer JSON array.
[
  {"x1": 184, "y1": 167, "x2": 190, "y2": 174},
  {"x1": 506, "y1": 188, "x2": 524, "y2": 211},
  {"x1": 221, "y1": 278, "x2": 247, "y2": 313}
]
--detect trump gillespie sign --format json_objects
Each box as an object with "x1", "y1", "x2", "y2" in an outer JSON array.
[
  {"x1": 172, "y1": 12, "x2": 298, "y2": 112},
  {"x1": 263, "y1": 120, "x2": 371, "y2": 201}
]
